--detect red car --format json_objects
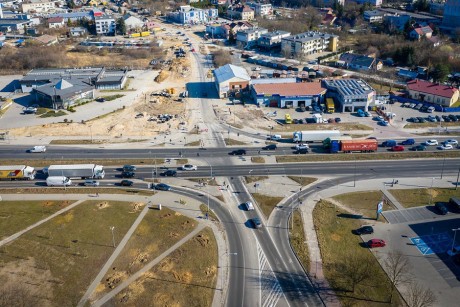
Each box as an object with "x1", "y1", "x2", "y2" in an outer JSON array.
[
  {"x1": 391, "y1": 145, "x2": 405, "y2": 151},
  {"x1": 367, "y1": 239, "x2": 386, "y2": 248}
]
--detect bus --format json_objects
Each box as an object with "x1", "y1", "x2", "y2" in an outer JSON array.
[{"x1": 326, "y1": 98, "x2": 335, "y2": 113}]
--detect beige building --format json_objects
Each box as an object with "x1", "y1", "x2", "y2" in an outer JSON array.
[
  {"x1": 227, "y1": 5, "x2": 255, "y2": 21},
  {"x1": 281, "y1": 31, "x2": 338, "y2": 58},
  {"x1": 21, "y1": 0, "x2": 56, "y2": 13},
  {"x1": 407, "y1": 79, "x2": 459, "y2": 107}
]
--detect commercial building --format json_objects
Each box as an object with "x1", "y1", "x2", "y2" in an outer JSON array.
[
  {"x1": 172, "y1": 5, "x2": 218, "y2": 25},
  {"x1": 123, "y1": 13, "x2": 144, "y2": 31},
  {"x1": 213, "y1": 64, "x2": 251, "y2": 98},
  {"x1": 246, "y1": 2, "x2": 272, "y2": 16},
  {"x1": 251, "y1": 81, "x2": 326, "y2": 108},
  {"x1": 21, "y1": 0, "x2": 56, "y2": 13},
  {"x1": 442, "y1": 0, "x2": 460, "y2": 30},
  {"x1": 227, "y1": 5, "x2": 255, "y2": 21},
  {"x1": 95, "y1": 14, "x2": 115, "y2": 35},
  {"x1": 407, "y1": 79, "x2": 459, "y2": 107},
  {"x1": 236, "y1": 27, "x2": 267, "y2": 48},
  {"x1": 323, "y1": 79, "x2": 376, "y2": 112},
  {"x1": 281, "y1": 31, "x2": 338, "y2": 58},
  {"x1": 47, "y1": 17, "x2": 64, "y2": 28},
  {"x1": 351, "y1": 0, "x2": 382, "y2": 6},
  {"x1": 363, "y1": 10, "x2": 384, "y2": 23},
  {"x1": 258, "y1": 30, "x2": 291, "y2": 50},
  {"x1": 69, "y1": 26, "x2": 87, "y2": 37},
  {"x1": 20, "y1": 67, "x2": 128, "y2": 108}
]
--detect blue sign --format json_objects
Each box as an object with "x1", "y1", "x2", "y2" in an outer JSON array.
[{"x1": 377, "y1": 201, "x2": 383, "y2": 213}]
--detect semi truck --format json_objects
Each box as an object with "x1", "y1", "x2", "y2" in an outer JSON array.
[
  {"x1": 328, "y1": 139, "x2": 378, "y2": 153},
  {"x1": 0, "y1": 165, "x2": 35, "y2": 180},
  {"x1": 293, "y1": 130, "x2": 341, "y2": 143},
  {"x1": 47, "y1": 164, "x2": 105, "y2": 179},
  {"x1": 323, "y1": 136, "x2": 353, "y2": 150}
]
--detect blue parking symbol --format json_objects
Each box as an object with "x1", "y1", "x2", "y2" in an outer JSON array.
[{"x1": 411, "y1": 232, "x2": 452, "y2": 256}]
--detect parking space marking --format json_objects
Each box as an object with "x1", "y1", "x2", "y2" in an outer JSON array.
[{"x1": 410, "y1": 232, "x2": 453, "y2": 255}]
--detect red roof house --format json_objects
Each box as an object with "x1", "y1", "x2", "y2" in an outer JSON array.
[{"x1": 407, "y1": 79, "x2": 459, "y2": 107}]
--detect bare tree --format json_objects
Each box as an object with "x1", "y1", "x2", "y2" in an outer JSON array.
[
  {"x1": 383, "y1": 250, "x2": 412, "y2": 303},
  {"x1": 405, "y1": 282, "x2": 437, "y2": 307},
  {"x1": 338, "y1": 251, "x2": 375, "y2": 292}
]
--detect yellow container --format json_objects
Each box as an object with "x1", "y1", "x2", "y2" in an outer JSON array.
[{"x1": 141, "y1": 31, "x2": 150, "y2": 37}]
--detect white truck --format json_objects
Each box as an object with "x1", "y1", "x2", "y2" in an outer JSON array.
[
  {"x1": 0, "y1": 165, "x2": 35, "y2": 180},
  {"x1": 47, "y1": 164, "x2": 105, "y2": 179},
  {"x1": 293, "y1": 130, "x2": 341, "y2": 143}
]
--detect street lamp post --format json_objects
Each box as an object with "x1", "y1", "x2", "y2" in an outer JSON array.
[
  {"x1": 450, "y1": 228, "x2": 460, "y2": 254},
  {"x1": 110, "y1": 226, "x2": 116, "y2": 248}
]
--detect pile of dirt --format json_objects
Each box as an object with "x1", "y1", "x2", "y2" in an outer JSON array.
[
  {"x1": 181, "y1": 220, "x2": 194, "y2": 229},
  {"x1": 195, "y1": 234, "x2": 210, "y2": 247},
  {"x1": 172, "y1": 270, "x2": 193, "y2": 283},
  {"x1": 205, "y1": 266, "x2": 217, "y2": 276},
  {"x1": 96, "y1": 202, "x2": 109, "y2": 210},
  {"x1": 129, "y1": 251, "x2": 150, "y2": 268},
  {"x1": 106, "y1": 270, "x2": 128, "y2": 289},
  {"x1": 130, "y1": 202, "x2": 144, "y2": 212},
  {"x1": 169, "y1": 232, "x2": 180, "y2": 238},
  {"x1": 155, "y1": 70, "x2": 169, "y2": 83}
]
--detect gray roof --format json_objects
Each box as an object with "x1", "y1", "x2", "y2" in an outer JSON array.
[
  {"x1": 48, "y1": 12, "x2": 92, "y2": 19},
  {"x1": 260, "y1": 30, "x2": 290, "y2": 38},
  {"x1": 0, "y1": 18, "x2": 31, "y2": 26},
  {"x1": 238, "y1": 27, "x2": 267, "y2": 34},
  {"x1": 364, "y1": 10, "x2": 383, "y2": 17},
  {"x1": 323, "y1": 79, "x2": 375, "y2": 98},
  {"x1": 214, "y1": 64, "x2": 250, "y2": 84},
  {"x1": 95, "y1": 14, "x2": 115, "y2": 21},
  {"x1": 283, "y1": 31, "x2": 337, "y2": 43},
  {"x1": 35, "y1": 78, "x2": 93, "y2": 100}
]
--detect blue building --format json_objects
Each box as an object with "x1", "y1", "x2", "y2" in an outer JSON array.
[{"x1": 177, "y1": 5, "x2": 218, "y2": 25}]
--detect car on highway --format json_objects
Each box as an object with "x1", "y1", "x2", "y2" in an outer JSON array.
[
  {"x1": 181, "y1": 164, "x2": 197, "y2": 171},
  {"x1": 123, "y1": 165, "x2": 136, "y2": 172},
  {"x1": 263, "y1": 144, "x2": 277, "y2": 150},
  {"x1": 161, "y1": 170, "x2": 177, "y2": 177},
  {"x1": 84, "y1": 180, "x2": 100, "y2": 187},
  {"x1": 27, "y1": 145, "x2": 46, "y2": 153},
  {"x1": 401, "y1": 139, "x2": 415, "y2": 145},
  {"x1": 243, "y1": 201, "x2": 254, "y2": 211},
  {"x1": 424, "y1": 139, "x2": 438, "y2": 146},
  {"x1": 411, "y1": 145, "x2": 427, "y2": 151},
  {"x1": 121, "y1": 171, "x2": 135, "y2": 178},
  {"x1": 120, "y1": 180, "x2": 133, "y2": 186},
  {"x1": 367, "y1": 239, "x2": 386, "y2": 248},
  {"x1": 391, "y1": 145, "x2": 405, "y2": 152},
  {"x1": 438, "y1": 144, "x2": 453, "y2": 150},
  {"x1": 435, "y1": 202, "x2": 449, "y2": 215},
  {"x1": 295, "y1": 148, "x2": 309, "y2": 154},
  {"x1": 352, "y1": 225, "x2": 374, "y2": 235},
  {"x1": 153, "y1": 183, "x2": 171, "y2": 191},
  {"x1": 295, "y1": 144, "x2": 309, "y2": 150},
  {"x1": 447, "y1": 246, "x2": 460, "y2": 257},
  {"x1": 250, "y1": 217, "x2": 262, "y2": 229},
  {"x1": 229, "y1": 149, "x2": 246, "y2": 155},
  {"x1": 444, "y1": 139, "x2": 458, "y2": 146}
]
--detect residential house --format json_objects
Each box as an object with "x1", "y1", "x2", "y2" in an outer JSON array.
[
  {"x1": 171, "y1": 5, "x2": 218, "y2": 25},
  {"x1": 251, "y1": 81, "x2": 326, "y2": 108},
  {"x1": 258, "y1": 30, "x2": 291, "y2": 50},
  {"x1": 48, "y1": 16, "x2": 64, "y2": 28},
  {"x1": 69, "y1": 26, "x2": 87, "y2": 37},
  {"x1": 406, "y1": 79, "x2": 459, "y2": 107},
  {"x1": 337, "y1": 53, "x2": 382, "y2": 71},
  {"x1": 95, "y1": 14, "x2": 115, "y2": 35},
  {"x1": 206, "y1": 23, "x2": 225, "y2": 38},
  {"x1": 427, "y1": 35, "x2": 441, "y2": 47},
  {"x1": 323, "y1": 78, "x2": 376, "y2": 112},
  {"x1": 123, "y1": 13, "x2": 144, "y2": 31},
  {"x1": 236, "y1": 27, "x2": 268, "y2": 48},
  {"x1": 364, "y1": 10, "x2": 384, "y2": 23},
  {"x1": 21, "y1": 0, "x2": 56, "y2": 13},
  {"x1": 213, "y1": 64, "x2": 251, "y2": 98},
  {"x1": 281, "y1": 31, "x2": 338, "y2": 58},
  {"x1": 227, "y1": 5, "x2": 254, "y2": 21},
  {"x1": 442, "y1": 0, "x2": 460, "y2": 30},
  {"x1": 246, "y1": 2, "x2": 272, "y2": 17},
  {"x1": 321, "y1": 10, "x2": 336, "y2": 26},
  {"x1": 220, "y1": 21, "x2": 253, "y2": 40},
  {"x1": 409, "y1": 25, "x2": 433, "y2": 40}
]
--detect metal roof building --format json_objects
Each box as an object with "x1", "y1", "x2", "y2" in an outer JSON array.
[
  {"x1": 213, "y1": 64, "x2": 251, "y2": 98},
  {"x1": 323, "y1": 79, "x2": 375, "y2": 112}
]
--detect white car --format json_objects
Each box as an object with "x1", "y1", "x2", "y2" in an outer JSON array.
[
  {"x1": 447, "y1": 246, "x2": 460, "y2": 257},
  {"x1": 84, "y1": 180, "x2": 100, "y2": 187},
  {"x1": 438, "y1": 144, "x2": 453, "y2": 150},
  {"x1": 444, "y1": 139, "x2": 458, "y2": 146},
  {"x1": 182, "y1": 164, "x2": 197, "y2": 171},
  {"x1": 244, "y1": 201, "x2": 255, "y2": 211},
  {"x1": 28, "y1": 145, "x2": 46, "y2": 153},
  {"x1": 425, "y1": 139, "x2": 438, "y2": 146},
  {"x1": 296, "y1": 143, "x2": 309, "y2": 150}
]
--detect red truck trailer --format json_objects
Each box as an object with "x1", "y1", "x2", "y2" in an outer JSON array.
[{"x1": 331, "y1": 139, "x2": 378, "y2": 153}]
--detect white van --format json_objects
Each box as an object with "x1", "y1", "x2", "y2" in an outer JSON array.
[
  {"x1": 427, "y1": 106, "x2": 435, "y2": 113},
  {"x1": 28, "y1": 146, "x2": 46, "y2": 153},
  {"x1": 244, "y1": 201, "x2": 255, "y2": 211},
  {"x1": 46, "y1": 176, "x2": 72, "y2": 187},
  {"x1": 270, "y1": 134, "x2": 282, "y2": 141}
]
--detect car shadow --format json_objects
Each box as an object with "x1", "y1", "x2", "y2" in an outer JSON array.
[{"x1": 244, "y1": 220, "x2": 255, "y2": 229}]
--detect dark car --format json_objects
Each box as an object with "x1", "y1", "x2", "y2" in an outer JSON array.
[
  {"x1": 417, "y1": 117, "x2": 426, "y2": 123},
  {"x1": 161, "y1": 170, "x2": 177, "y2": 177},
  {"x1": 295, "y1": 148, "x2": 309, "y2": 154},
  {"x1": 121, "y1": 171, "x2": 135, "y2": 178},
  {"x1": 335, "y1": 117, "x2": 341, "y2": 123},
  {"x1": 367, "y1": 239, "x2": 386, "y2": 248},
  {"x1": 123, "y1": 165, "x2": 136, "y2": 172},
  {"x1": 401, "y1": 139, "x2": 415, "y2": 145},
  {"x1": 251, "y1": 217, "x2": 262, "y2": 229},
  {"x1": 120, "y1": 180, "x2": 133, "y2": 186},
  {"x1": 435, "y1": 115, "x2": 442, "y2": 122},
  {"x1": 435, "y1": 202, "x2": 448, "y2": 215},
  {"x1": 154, "y1": 183, "x2": 171, "y2": 191},
  {"x1": 411, "y1": 145, "x2": 427, "y2": 151},
  {"x1": 353, "y1": 226, "x2": 374, "y2": 235},
  {"x1": 263, "y1": 144, "x2": 277, "y2": 150},
  {"x1": 229, "y1": 149, "x2": 247, "y2": 155},
  {"x1": 449, "y1": 114, "x2": 458, "y2": 122},
  {"x1": 96, "y1": 97, "x2": 106, "y2": 102}
]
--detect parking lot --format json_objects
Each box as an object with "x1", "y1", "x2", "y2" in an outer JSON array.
[{"x1": 370, "y1": 216, "x2": 460, "y2": 306}]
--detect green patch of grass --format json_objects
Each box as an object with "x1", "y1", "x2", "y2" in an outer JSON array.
[
  {"x1": 251, "y1": 193, "x2": 284, "y2": 218},
  {"x1": 39, "y1": 110, "x2": 67, "y2": 118},
  {"x1": 276, "y1": 151, "x2": 460, "y2": 163},
  {"x1": 185, "y1": 140, "x2": 201, "y2": 146},
  {"x1": 287, "y1": 176, "x2": 317, "y2": 187},
  {"x1": 313, "y1": 200, "x2": 402, "y2": 306},
  {"x1": 96, "y1": 207, "x2": 198, "y2": 297},
  {"x1": 176, "y1": 158, "x2": 189, "y2": 165},
  {"x1": 199, "y1": 204, "x2": 219, "y2": 221},
  {"x1": 0, "y1": 200, "x2": 142, "y2": 306},
  {"x1": 404, "y1": 122, "x2": 460, "y2": 129},
  {"x1": 333, "y1": 191, "x2": 394, "y2": 222},
  {"x1": 101, "y1": 94, "x2": 124, "y2": 101},
  {"x1": 0, "y1": 187, "x2": 155, "y2": 196},
  {"x1": 35, "y1": 107, "x2": 48, "y2": 115},
  {"x1": 251, "y1": 156, "x2": 265, "y2": 163},
  {"x1": 224, "y1": 138, "x2": 247, "y2": 146},
  {"x1": 289, "y1": 210, "x2": 309, "y2": 272},
  {"x1": 389, "y1": 188, "x2": 460, "y2": 208},
  {"x1": 0, "y1": 200, "x2": 74, "y2": 239},
  {"x1": 115, "y1": 227, "x2": 217, "y2": 306},
  {"x1": 265, "y1": 123, "x2": 373, "y2": 132},
  {"x1": 188, "y1": 178, "x2": 219, "y2": 186},
  {"x1": 0, "y1": 159, "x2": 168, "y2": 167},
  {"x1": 244, "y1": 176, "x2": 269, "y2": 184}
]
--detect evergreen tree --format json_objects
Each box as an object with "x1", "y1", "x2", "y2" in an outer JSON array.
[{"x1": 116, "y1": 17, "x2": 127, "y2": 35}]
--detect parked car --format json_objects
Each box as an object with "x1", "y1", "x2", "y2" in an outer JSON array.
[
  {"x1": 427, "y1": 115, "x2": 437, "y2": 122},
  {"x1": 23, "y1": 107, "x2": 37, "y2": 114},
  {"x1": 379, "y1": 120, "x2": 389, "y2": 126},
  {"x1": 435, "y1": 202, "x2": 449, "y2": 215},
  {"x1": 353, "y1": 226, "x2": 374, "y2": 235},
  {"x1": 417, "y1": 117, "x2": 426, "y2": 123},
  {"x1": 229, "y1": 149, "x2": 247, "y2": 155},
  {"x1": 424, "y1": 139, "x2": 438, "y2": 146},
  {"x1": 335, "y1": 117, "x2": 341, "y2": 123},
  {"x1": 120, "y1": 180, "x2": 133, "y2": 186},
  {"x1": 449, "y1": 114, "x2": 458, "y2": 122},
  {"x1": 96, "y1": 97, "x2": 106, "y2": 102},
  {"x1": 153, "y1": 183, "x2": 171, "y2": 191},
  {"x1": 161, "y1": 170, "x2": 177, "y2": 177},
  {"x1": 123, "y1": 165, "x2": 136, "y2": 172},
  {"x1": 250, "y1": 217, "x2": 262, "y2": 229},
  {"x1": 391, "y1": 145, "x2": 405, "y2": 152},
  {"x1": 367, "y1": 239, "x2": 386, "y2": 248},
  {"x1": 181, "y1": 164, "x2": 197, "y2": 171},
  {"x1": 411, "y1": 145, "x2": 426, "y2": 151},
  {"x1": 263, "y1": 144, "x2": 277, "y2": 150},
  {"x1": 438, "y1": 144, "x2": 453, "y2": 150},
  {"x1": 435, "y1": 115, "x2": 442, "y2": 122},
  {"x1": 121, "y1": 171, "x2": 135, "y2": 178},
  {"x1": 84, "y1": 180, "x2": 100, "y2": 187}
]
